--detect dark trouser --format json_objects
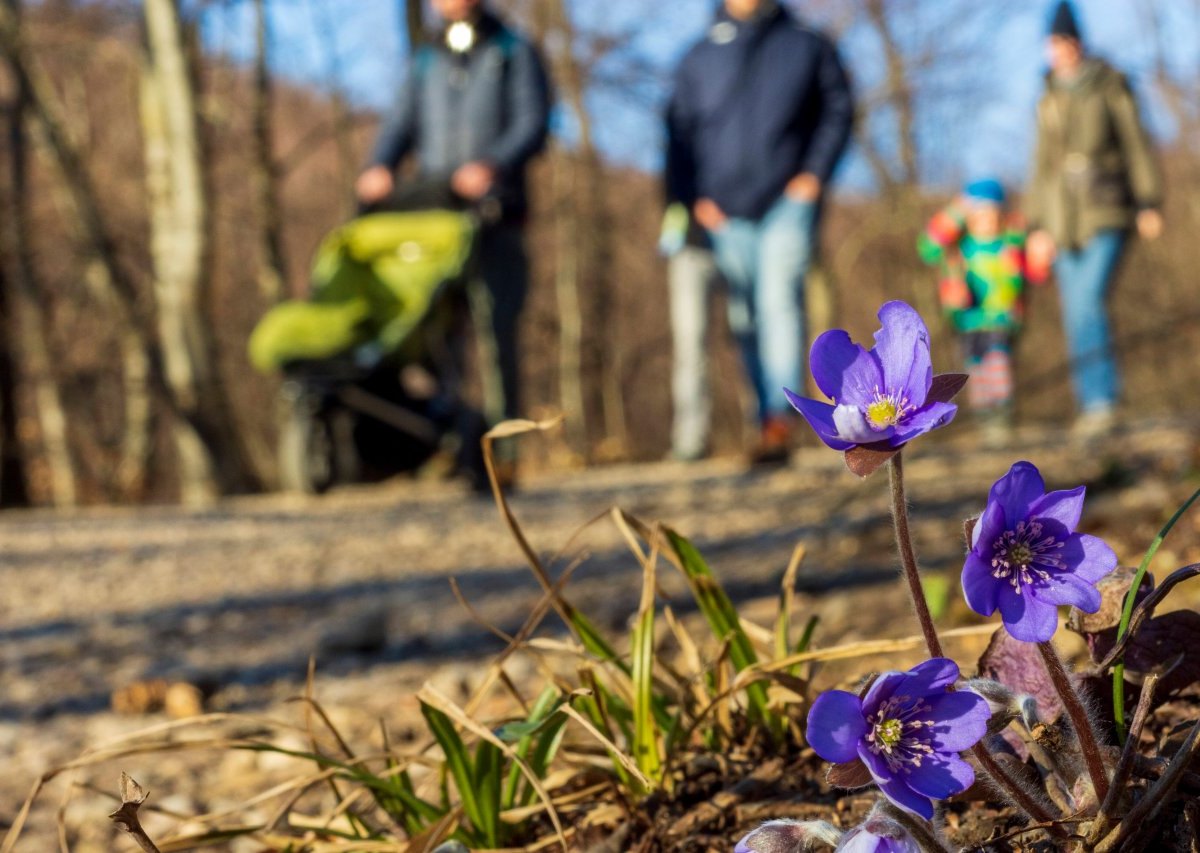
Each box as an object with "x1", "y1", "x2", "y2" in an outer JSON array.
[{"x1": 467, "y1": 223, "x2": 528, "y2": 451}]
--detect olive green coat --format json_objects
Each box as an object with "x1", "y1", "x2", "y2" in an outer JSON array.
[{"x1": 1025, "y1": 59, "x2": 1162, "y2": 249}]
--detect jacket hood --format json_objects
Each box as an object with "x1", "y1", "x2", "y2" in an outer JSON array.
[{"x1": 1046, "y1": 57, "x2": 1113, "y2": 93}]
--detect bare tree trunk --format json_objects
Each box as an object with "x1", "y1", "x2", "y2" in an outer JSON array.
[
  {"x1": 540, "y1": 0, "x2": 627, "y2": 457},
  {"x1": 549, "y1": 149, "x2": 587, "y2": 453},
  {"x1": 0, "y1": 0, "x2": 76, "y2": 507},
  {"x1": 309, "y1": 0, "x2": 356, "y2": 218},
  {"x1": 0, "y1": 264, "x2": 24, "y2": 507},
  {"x1": 140, "y1": 0, "x2": 227, "y2": 505},
  {"x1": 251, "y1": 0, "x2": 287, "y2": 303},
  {"x1": 863, "y1": 0, "x2": 919, "y2": 188}
]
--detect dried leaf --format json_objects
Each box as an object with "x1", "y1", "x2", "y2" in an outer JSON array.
[
  {"x1": 977, "y1": 627, "x2": 1063, "y2": 724},
  {"x1": 1067, "y1": 567, "x2": 1149, "y2": 635},
  {"x1": 926, "y1": 372, "x2": 968, "y2": 404},
  {"x1": 108, "y1": 773, "x2": 161, "y2": 853},
  {"x1": 844, "y1": 442, "x2": 899, "y2": 478},
  {"x1": 827, "y1": 759, "x2": 873, "y2": 789},
  {"x1": 1089, "y1": 610, "x2": 1200, "y2": 696}
]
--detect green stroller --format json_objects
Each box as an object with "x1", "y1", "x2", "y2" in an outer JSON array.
[{"x1": 249, "y1": 208, "x2": 485, "y2": 493}]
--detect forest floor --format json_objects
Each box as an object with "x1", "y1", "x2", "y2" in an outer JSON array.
[{"x1": 2, "y1": 415, "x2": 1199, "y2": 851}]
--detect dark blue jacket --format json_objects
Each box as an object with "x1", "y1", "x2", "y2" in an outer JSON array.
[
  {"x1": 369, "y1": 12, "x2": 551, "y2": 217},
  {"x1": 666, "y1": 6, "x2": 854, "y2": 221}
]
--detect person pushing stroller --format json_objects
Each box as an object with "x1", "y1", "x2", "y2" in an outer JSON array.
[{"x1": 356, "y1": 0, "x2": 551, "y2": 482}]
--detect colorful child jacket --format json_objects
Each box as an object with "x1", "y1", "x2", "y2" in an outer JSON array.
[{"x1": 917, "y1": 205, "x2": 1047, "y2": 333}]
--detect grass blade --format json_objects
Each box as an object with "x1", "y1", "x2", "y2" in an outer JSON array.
[
  {"x1": 420, "y1": 702, "x2": 484, "y2": 840},
  {"x1": 631, "y1": 544, "x2": 663, "y2": 784},
  {"x1": 662, "y1": 527, "x2": 770, "y2": 726},
  {"x1": 1113, "y1": 486, "x2": 1200, "y2": 741}
]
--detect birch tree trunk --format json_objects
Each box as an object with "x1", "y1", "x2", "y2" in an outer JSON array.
[{"x1": 140, "y1": 0, "x2": 222, "y2": 505}]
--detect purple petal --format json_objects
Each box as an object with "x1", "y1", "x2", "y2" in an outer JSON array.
[
  {"x1": 1060, "y1": 533, "x2": 1118, "y2": 583},
  {"x1": 838, "y1": 827, "x2": 918, "y2": 853},
  {"x1": 924, "y1": 692, "x2": 990, "y2": 751},
  {"x1": 989, "y1": 462, "x2": 1046, "y2": 528},
  {"x1": 861, "y1": 752, "x2": 934, "y2": 819},
  {"x1": 867, "y1": 659, "x2": 959, "y2": 714},
  {"x1": 902, "y1": 753, "x2": 975, "y2": 800},
  {"x1": 862, "y1": 669, "x2": 908, "y2": 714},
  {"x1": 785, "y1": 391, "x2": 856, "y2": 450},
  {"x1": 997, "y1": 587, "x2": 1059, "y2": 642},
  {"x1": 833, "y1": 404, "x2": 886, "y2": 444},
  {"x1": 1029, "y1": 486, "x2": 1086, "y2": 532},
  {"x1": 962, "y1": 552, "x2": 1000, "y2": 617},
  {"x1": 889, "y1": 401, "x2": 958, "y2": 445},
  {"x1": 972, "y1": 500, "x2": 1007, "y2": 551},
  {"x1": 1032, "y1": 572, "x2": 1102, "y2": 612},
  {"x1": 810, "y1": 329, "x2": 882, "y2": 407},
  {"x1": 872, "y1": 301, "x2": 933, "y2": 406},
  {"x1": 807, "y1": 690, "x2": 868, "y2": 763},
  {"x1": 858, "y1": 742, "x2": 935, "y2": 819}
]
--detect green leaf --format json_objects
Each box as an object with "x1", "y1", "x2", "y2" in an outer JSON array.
[
  {"x1": 664, "y1": 528, "x2": 770, "y2": 726},
  {"x1": 502, "y1": 687, "x2": 562, "y2": 811},
  {"x1": 473, "y1": 740, "x2": 503, "y2": 848},
  {"x1": 421, "y1": 702, "x2": 484, "y2": 837},
  {"x1": 631, "y1": 563, "x2": 663, "y2": 782},
  {"x1": 1114, "y1": 486, "x2": 1200, "y2": 741}
]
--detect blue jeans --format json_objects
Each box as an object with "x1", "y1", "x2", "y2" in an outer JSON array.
[
  {"x1": 669, "y1": 246, "x2": 722, "y2": 458},
  {"x1": 709, "y1": 196, "x2": 816, "y2": 424},
  {"x1": 1054, "y1": 229, "x2": 1126, "y2": 412}
]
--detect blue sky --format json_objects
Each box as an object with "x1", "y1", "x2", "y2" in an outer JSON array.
[{"x1": 199, "y1": 1, "x2": 1198, "y2": 193}]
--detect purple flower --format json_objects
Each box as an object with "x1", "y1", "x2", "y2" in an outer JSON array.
[
  {"x1": 733, "y1": 819, "x2": 841, "y2": 852},
  {"x1": 962, "y1": 461, "x2": 1117, "y2": 643},
  {"x1": 836, "y1": 823, "x2": 920, "y2": 853},
  {"x1": 785, "y1": 302, "x2": 962, "y2": 463},
  {"x1": 806, "y1": 658, "x2": 989, "y2": 819}
]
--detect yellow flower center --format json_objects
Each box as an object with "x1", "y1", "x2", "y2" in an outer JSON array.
[
  {"x1": 866, "y1": 398, "x2": 900, "y2": 429},
  {"x1": 875, "y1": 718, "x2": 904, "y2": 749}
]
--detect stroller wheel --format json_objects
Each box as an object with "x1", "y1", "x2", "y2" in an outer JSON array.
[{"x1": 279, "y1": 403, "x2": 360, "y2": 494}]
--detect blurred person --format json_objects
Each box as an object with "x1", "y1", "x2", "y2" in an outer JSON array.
[
  {"x1": 660, "y1": 203, "x2": 724, "y2": 462},
  {"x1": 918, "y1": 179, "x2": 1050, "y2": 447},
  {"x1": 356, "y1": 0, "x2": 551, "y2": 474},
  {"x1": 1025, "y1": 0, "x2": 1163, "y2": 439},
  {"x1": 666, "y1": 0, "x2": 853, "y2": 465}
]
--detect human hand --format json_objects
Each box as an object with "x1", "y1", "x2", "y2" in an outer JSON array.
[
  {"x1": 355, "y1": 166, "x2": 394, "y2": 204},
  {"x1": 785, "y1": 172, "x2": 822, "y2": 202},
  {"x1": 1136, "y1": 209, "x2": 1163, "y2": 241},
  {"x1": 1026, "y1": 229, "x2": 1057, "y2": 271},
  {"x1": 693, "y1": 197, "x2": 727, "y2": 232},
  {"x1": 451, "y1": 161, "x2": 496, "y2": 200}
]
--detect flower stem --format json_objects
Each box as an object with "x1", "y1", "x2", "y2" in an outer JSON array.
[
  {"x1": 969, "y1": 742, "x2": 1066, "y2": 835},
  {"x1": 1036, "y1": 641, "x2": 1110, "y2": 805},
  {"x1": 887, "y1": 453, "x2": 943, "y2": 659}
]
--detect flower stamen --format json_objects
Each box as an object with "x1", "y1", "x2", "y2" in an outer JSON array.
[
  {"x1": 865, "y1": 387, "x2": 910, "y2": 431},
  {"x1": 990, "y1": 520, "x2": 1065, "y2": 594}
]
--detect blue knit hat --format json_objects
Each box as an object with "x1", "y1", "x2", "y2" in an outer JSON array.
[
  {"x1": 1050, "y1": 1, "x2": 1082, "y2": 40},
  {"x1": 963, "y1": 178, "x2": 1006, "y2": 205}
]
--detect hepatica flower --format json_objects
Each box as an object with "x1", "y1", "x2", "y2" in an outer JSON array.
[
  {"x1": 836, "y1": 823, "x2": 920, "y2": 853},
  {"x1": 733, "y1": 819, "x2": 842, "y2": 853},
  {"x1": 807, "y1": 658, "x2": 989, "y2": 819},
  {"x1": 785, "y1": 302, "x2": 964, "y2": 473},
  {"x1": 962, "y1": 461, "x2": 1117, "y2": 642}
]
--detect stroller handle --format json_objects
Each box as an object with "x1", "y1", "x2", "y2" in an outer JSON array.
[{"x1": 357, "y1": 175, "x2": 503, "y2": 226}]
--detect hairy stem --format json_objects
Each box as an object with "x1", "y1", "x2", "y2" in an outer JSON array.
[
  {"x1": 970, "y1": 742, "x2": 1066, "y2": 835},
  {"x1": 887, "y1": 453, "x2": 943, "y2": 658},
  {"x1": 1037, "y1": 641, "x2": 1110, "y2": 805}
]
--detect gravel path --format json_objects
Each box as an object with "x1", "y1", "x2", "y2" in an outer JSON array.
[{"x1": 2, "y1": 419, "x2": 1197, "y2": 849}]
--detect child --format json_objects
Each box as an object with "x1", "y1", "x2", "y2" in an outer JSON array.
[{"x1": 918, "y1": 178, "x2": 1048, "y2": 443}]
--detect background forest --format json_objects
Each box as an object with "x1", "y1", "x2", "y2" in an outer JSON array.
[{"x1": 0, "y1": 0, "x2": 1197, "y2": 508}]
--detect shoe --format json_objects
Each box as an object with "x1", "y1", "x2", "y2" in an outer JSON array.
[
  {"x1": 749, "y1": 416, "x2": 792, "y2": 466},
  {"x1": 668, "y1": 445, "x2": 707, "y2": 463},
  {"x1": 1071, "y1": 407, "x2": 1116, "y2": 442}
]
